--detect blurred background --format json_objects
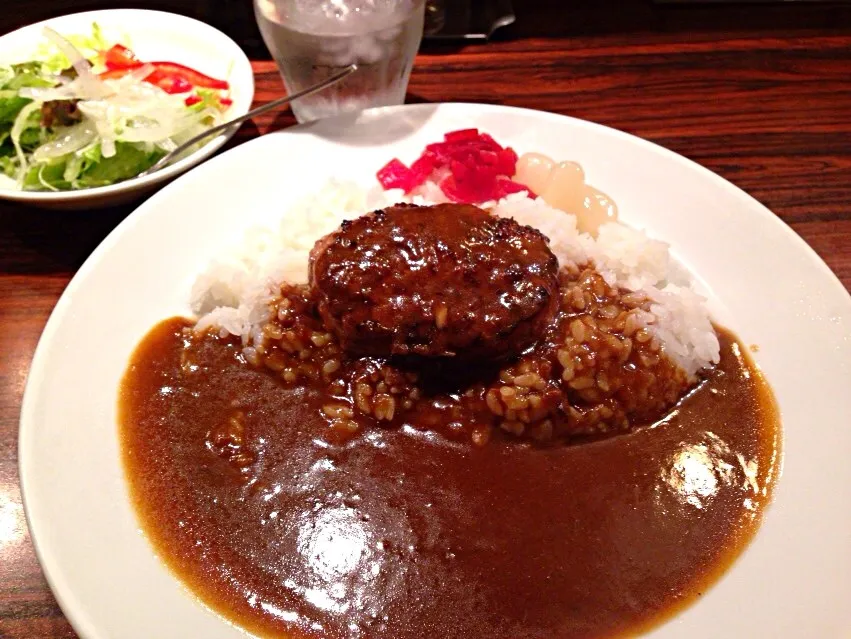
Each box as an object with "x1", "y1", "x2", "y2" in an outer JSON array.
[{"x1": 3, "y1": 0, "x2": 851, "y2": 54}]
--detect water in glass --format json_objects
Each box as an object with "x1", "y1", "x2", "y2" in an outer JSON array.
[{"x1": 254, "y1": 0, "x2": 425, "y2": 122}]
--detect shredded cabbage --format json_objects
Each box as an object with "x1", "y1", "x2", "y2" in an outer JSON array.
[
  {"x1": 11, "y1": 101, "x2": 42, "y2": 175},
  {"x1": 0, "y1": 66, "x2": 14, "y2": 89}
]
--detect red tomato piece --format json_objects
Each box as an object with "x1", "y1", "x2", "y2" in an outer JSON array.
[
  {"x1": 377, "y1": 159, "x2": 417, "y2": 192},
  {"x1": 450, "y1": 159, "x2": 471, "y2": 182},
  {"x1": 425, "y1": 142, "x2": 452, "y2": 163},
  {"x1": 380, "y1": 129, "x2": 527, "y2": 203},
  {"x1": 410, "y1": 153, "x2": 437, "y2": 183},
  {"x1": 497, "y1": 147, "x2": 519, "y2": 176},
  {"x1": 478, "y1": 150, "x2": 499, "y2": 166},
  {"x1": 443, "y1": 128, "x2": 480, "y2": 143},
  {"x1": 438, "y1": 175, "x2": 464, "y2": 202},
  {"x1": 495, "y1": 176, "x2": 534, "y2": 199},
  {"x1": 478, "y1": 132, "x2": 500, "y2": 148}
]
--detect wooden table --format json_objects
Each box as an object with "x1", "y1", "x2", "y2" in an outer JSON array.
[{"x1": 1, "y1": 2, "x2": 850, "y2": 636}]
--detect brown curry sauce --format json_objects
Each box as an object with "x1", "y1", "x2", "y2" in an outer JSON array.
[{"x1": 120, "y1": 319, "x2": 780, "y2": 639}]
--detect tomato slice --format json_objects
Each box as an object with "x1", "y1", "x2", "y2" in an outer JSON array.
[
  {"x1": 443, "y1": 128, "x2": 480, "y2": 143},
  {"x1": 377, "y1": 159, "x2": 417, "y2": 192}
]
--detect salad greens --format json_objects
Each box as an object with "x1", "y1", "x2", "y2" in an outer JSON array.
[
  {"x1": 31, "y1": 22, "x2": 108, "y2": 75},
  {"x1": 0, "y1": 23, "x2": 231, "y2": 192},
  {"x1": 0, "y1": 62, "x2": 162, "y2": 191}
]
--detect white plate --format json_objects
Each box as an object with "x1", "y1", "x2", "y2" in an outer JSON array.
[
  {"x1": 0, "y1": 9, "x2": 254, "y2": 209},
  {"x1": 19, "y1": 103, "x2": 851, "y2": 638}
]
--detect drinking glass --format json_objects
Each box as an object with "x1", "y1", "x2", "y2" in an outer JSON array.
[{"x1": 254, "y1": 0, "x2": 426, "y2": 123}]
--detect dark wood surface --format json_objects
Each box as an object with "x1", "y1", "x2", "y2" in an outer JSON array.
[{"x1": 1, "y1": 1, "x2": 850, "y2": 637}]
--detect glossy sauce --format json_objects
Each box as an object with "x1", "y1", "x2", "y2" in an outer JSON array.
[{"x1": 120, "y1": 319, "x2": 780, "y2": 639}]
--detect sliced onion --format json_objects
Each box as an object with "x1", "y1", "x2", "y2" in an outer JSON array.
[
  {"x1": 76, "y1": 100, "x2": 107, "y2": 121},
  {"x1": 41, "y1": 27, "x2": 111, "y2": 100},
  {"x1": 101, "y1": 135, "x2": 116, "y2": 158},
  {"x1": 121, "y1": 122, "x2": 172, "y2": 143},
  {"x1": 18, "y1": 85, "x2": 76, "y2": 101},
  {"x1": 85, "y1": 102, "x2": 117, "y2": 156},
  {"x1": 41, "y1": 27, "x2": 87, "y2": 72},
  {"x1": 63, "y1": 153, "x2": 85, "y2": 183},
  {"x1": 32, "y1": 121, "x2": 97, "y2": 162},
  {"x1": 157, "y1": 137, "x2": 177, "y2": 152},
  {"x1": 123, "y1": 63, "x2": 156, "y2": 84},
  {"x1": 122, "y1": 119, "x2": 189, "y2": 142},
  {"x1": 37, "y1": 164, "x2": 59, "y2": 191}
]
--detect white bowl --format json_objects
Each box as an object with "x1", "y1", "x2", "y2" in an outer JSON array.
[{"x1": 0, "y1": 9, "x2": 254, "y2": 210}]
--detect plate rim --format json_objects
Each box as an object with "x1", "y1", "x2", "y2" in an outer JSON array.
[{"x1": 18, "y1": 101, "x2": 851, "y2": 638}]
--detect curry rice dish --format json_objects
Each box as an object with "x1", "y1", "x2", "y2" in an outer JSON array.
[{"x1": 120, "y1": 201, "x2": 780, "y2": 638}]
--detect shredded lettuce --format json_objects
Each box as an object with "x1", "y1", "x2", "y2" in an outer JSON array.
[
  {"x1": 0, "y1": 155, "x2": 15, "y2": 177},
  {"x1": 0, "y1": 62, "x2": 59, "y2": 163},
  {"x1": 0, "y1": 66, "x2": 15, "y2": 88},
  {"x1": 22, "y1": 159, "x2": 67, "y2": 190},
  {"x1": 188, "y1": 87, "x2": 228, "y2": 113},
  {"x1": 0, "y1": 64, "x2": 54, "y2": 125},
  {"x1": 0, "y1": 91, "x2": 31, "y2": 124},
  {"x1": 6, "y1": 62, "x2": 56, "y2": 90},
  {"x1": 20, "y1": 142, "x2": 164, "y2": 190},
  {"x1": 11, "y1": 101, "x2": 42, "y2": 173},
  {"x1": 78, "y1": 143, "x2": 163, "y2": 186}
]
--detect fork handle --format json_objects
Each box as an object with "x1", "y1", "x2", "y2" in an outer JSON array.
[{"x1": 140, "y1": 64, "x2": 358, "y2": 177}]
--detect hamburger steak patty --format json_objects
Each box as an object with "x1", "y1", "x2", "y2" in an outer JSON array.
[{"x1": 309, "y1": 203, "x2": 560, "y2": 361}]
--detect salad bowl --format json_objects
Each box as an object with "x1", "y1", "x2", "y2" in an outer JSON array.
[{"x1": 0, "y1": 9, "x2": 254, "y2": 209}]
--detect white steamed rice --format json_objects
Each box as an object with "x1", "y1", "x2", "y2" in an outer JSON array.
[{"x1": 191, "y1": 179, "x2": 720, "y2": 378}]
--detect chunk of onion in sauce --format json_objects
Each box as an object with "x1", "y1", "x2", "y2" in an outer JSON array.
[{"x1": 514, "y1": 152, "x2": 619, "y2": 236}]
